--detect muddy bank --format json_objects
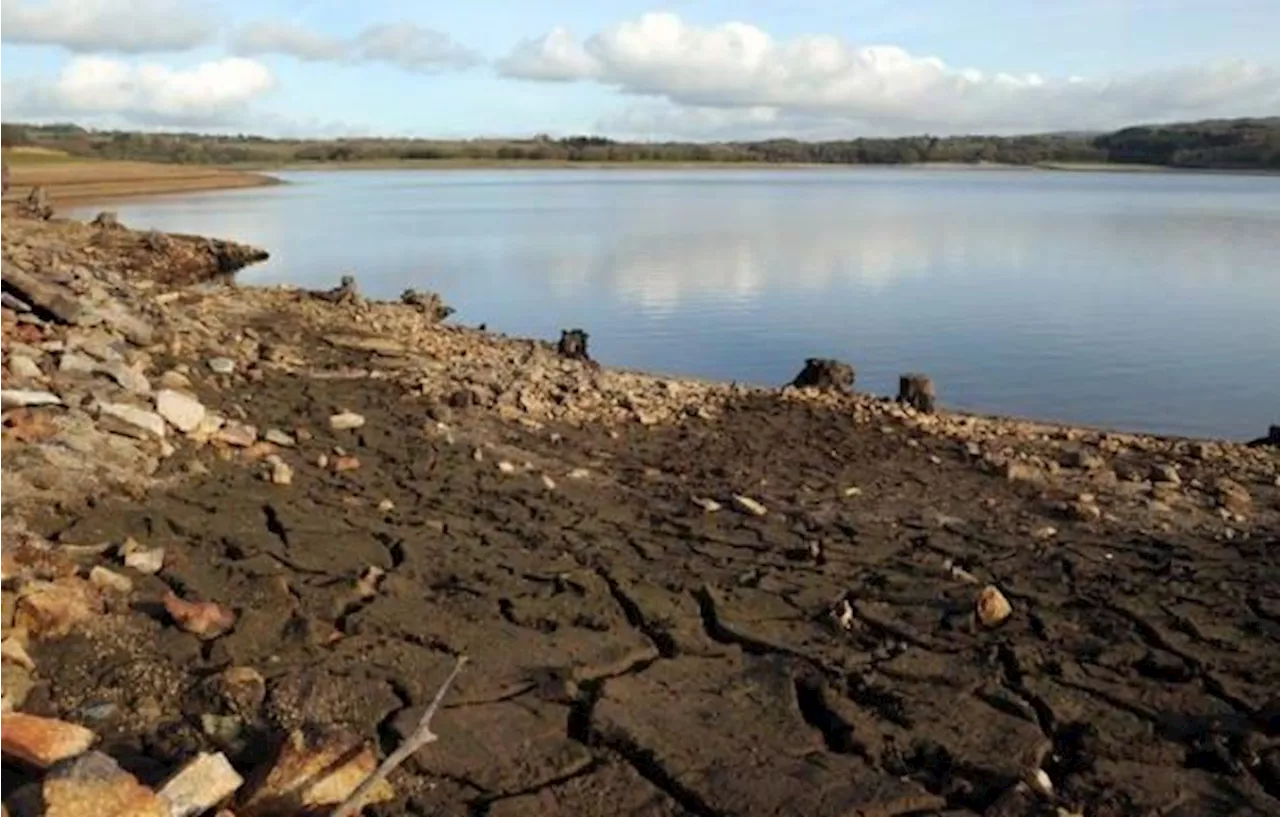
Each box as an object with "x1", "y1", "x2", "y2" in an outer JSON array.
[
  {"x1": 2, "y1": 208, "x2": 1279, "y2": 817},
  {"x1": 2, "y1": 159, "x2": 278, "y2": 205}
]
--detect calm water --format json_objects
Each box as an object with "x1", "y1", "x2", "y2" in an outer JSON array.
[{"x1": 74, "y1": 168, "x2": 1280, "y2": 440}]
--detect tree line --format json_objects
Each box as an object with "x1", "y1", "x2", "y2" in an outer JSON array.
[{"x1": 2, "y1": 118, "x2": 1277, "y2": 170}]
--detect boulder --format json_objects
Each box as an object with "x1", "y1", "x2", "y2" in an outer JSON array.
[
  {"x1": 557, "y1": 329, "x2": 591, "y2": 362},
  {"x1": 791, "y1": 358, "x2": 855, "y2": 392},
  {"x1": 1, "y1": 713, "x2": 96, "y2": 768},
  {"x1": 155, "y1": 389, "x2": 206, "y2": 433},
  {"x1": 898, "y1": 373, "x2": 937, "y2": 413}
]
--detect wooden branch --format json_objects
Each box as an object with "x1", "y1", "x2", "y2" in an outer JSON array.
[{"x1": 331, "y1": 655, "x2": 468, "y2": 817}]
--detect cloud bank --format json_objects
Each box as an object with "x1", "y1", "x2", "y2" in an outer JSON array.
[
  {"x1": 1, "y1": 0, "x2": 214, "y2": 53},
  {"x1": 231, "y1": 20, "x2": 479, "y2": 72},
  {"x1": 2, "y1": 56, "x2": 275, "y2": 127},
  {"x1": 500, "y1": 12, "x2": 1280, "y2": 136}
]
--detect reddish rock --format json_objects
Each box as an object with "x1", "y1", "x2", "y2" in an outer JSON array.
[
  {"x1": 14, "y1": 578, "x2": 102, "y2": 638},
  {"x1": 1, "y1": 712, "x2": 95, "y2": 768},
  {"x1": 163, "y1": 591, "x2": 236, "y2": 640},
  {"x1": 239, "y1": 728, "x2": 392, "y2": 816},
  {"x1": 41, "y1": 750, "x2": 168, "y2": 817}
]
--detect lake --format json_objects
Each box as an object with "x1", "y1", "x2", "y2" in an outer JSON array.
[{"x1": 73, "y1": 167, "x2": 1280, "y2": 441}]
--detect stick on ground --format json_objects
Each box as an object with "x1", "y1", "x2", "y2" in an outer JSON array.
[{"x1": 331, "y1": 655, "x2": 468, "y2": 817}]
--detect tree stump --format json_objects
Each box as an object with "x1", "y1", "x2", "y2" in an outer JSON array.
[
  {"x1": 21, "y1": 186, "x2": 53, "y2": 220},
  {"x1": 790, "y1": 358, "x2": 855, "y2": 392},
  {"x1": 898, "y1": 373, "x2": 936, "y2": 413},
  {"x1": 558, "y1": 329, "x2": 590, "y2": 362},
  {"x1": 91, "y1": 211, "x2": 122, "y2": 230}
]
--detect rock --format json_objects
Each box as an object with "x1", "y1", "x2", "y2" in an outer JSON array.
[
  {"x1": 15, "y1": 579, "x2": 102, "y2": 638},
  {"x1": 332, "y1": 456, "x2": 360, "y2": 472},
  {"x1": 239, "y1": 728, "x2": 393, "y2": 816},
  {"x1": 97, "y1": 403, "x2": 166, "y2": 440},
  {"x1": 557, "y1": 328, "x2": 591, "y2": 362},
  {"x1": 121, "y1": 539, "x2": 164, "y2": 575},
  {"x1": 263, "y1": 428, "x2": 295, "y2": 447},
  {"x1": 1213, "y1": 477, "x2": 1252, "y2": 514},
  {"x1": 376, "y1": 499, "x2": 395, "y2": 512},
  {"x1": 210, "y1": 667, "x2": 266, "y2": 716},
  {"x1": 1, "y1": 262, "x2": 86, "y2": 325},
  {"x1": 329, "y1": 411, "x2": 365, "y2": 431},
  {"x1": 976, "y1": 585, "x2": 1012, "y2": 627},
  {"x1": 155, "y1": 389, "x2": 206, "y2": 433},
  {"x1": 497, "y1": 460, "x2": 517, "y2": 474},
  {"x1": 731, "y1": 495, "x2": 767, "y2": 516},
  {"x1": 1060, "y1": 448, "x2": 1104, "y2": 470},
  {"x1": 1032, "y1": 525, "x2": 1058, "y2": 540},
  {"x1": 1003, "y1": 461, "x2": 1044, "y2": 483},
  {"x1": 1, "y1": 713, "x2": 96, "y2": 768},
  {"x1": 207, "y1": 358, "x2": 236, "y2": 375},
  {"x1": 319, "y1": 275, "x2": 362, "y2": 306},
  {"x1": 98, "y1": 361, "x2": 150, "y2": 395},
  {"x1": 88, "y1": 567, "x2": 133, "y2": 595},
  {"x1": 1, "y1": 389, "x2": 61, "y2": 409},
  {"x1": 8, "y1": 356, "x2": 45, "y2": 382},
  {"x1": 1150, "y1": 463, "x2": 1181, "y2": 485},
  {"x1": 1066, "y1": 497, "x2": 1102, "y2": 521},
  {"x1": 567, "y1": 468, "x2": 590, "y2": 480},
  {"x1": 400, "y1": 289, "x2": 454, "y2": 321},
  {"x1": 215, "y1": 422, "x2": 257, "y2": 448},
  {"x1": 2, "y1": 636, "x2": 36, "y2": 670},
  {"x1": 163, "y1": 591, "x2": 236, "y2": 640},
  {"x1": 40, "y1": 750, "x2": 168, "y2": 817},
  {"x1": 791, "y1": 358, "x2": 855, "y2": 392},
  {"x1": 157, "y1": 370, "x2": 193, "y2": 391},
  {"x1": 897, "y1": 373, "x2": 937, "y2": 412},
  {"x1": 158, "y1": 752, "x2": 243, "y2": 817},
  {"x1": 540, "y1": 474, "x2": 557, "y2": 490},
  {"x1": 58, "y1": 351, "x2": 99, "y2": 374},
  {"x1": 91, "y1": 211, "x2": 122, "y2": 230},
  {"x1": 691, "y1": 496, "x2": 722, "y2": 512},
  {"x1": 266, "y1": 456, "x2": 294, "y2": 485}
]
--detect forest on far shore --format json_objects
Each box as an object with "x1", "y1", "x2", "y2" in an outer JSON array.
[{"x1": 2, "y1": 117, "x2": 1278, "y2": 170}]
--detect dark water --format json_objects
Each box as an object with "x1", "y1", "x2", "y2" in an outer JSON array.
[{"x1": 74, "y1": 168, "x2": 1280, "y2": 440}]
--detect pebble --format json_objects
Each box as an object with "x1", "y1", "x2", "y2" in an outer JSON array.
[
  {"x1": 59, "y1": 351, "x2": 99, "y2": 374},
  {"x1": 976, "y1": 585, "x2": 1012, "y2": 627},
  {"x1": 266, "y1": 456, "x2": 294, "y2": 486},
  {"x1": 41, "y1": 750, "x2": 168, "y2": 817},
  {"x1": 0, "y1": 389, "x2": 62, "y2": 409},
  {"x1": 99, "y1": 360, "x2": 151, "y2": 395},
  {"x1": 541, "y1": 475, "x2": 557, "y2": 490},
  {"x1": 207, "y1": 357, "x2": 236, "y2": 375},
  {"x1": 121, "y1": 539, "x2": 165, "y2": 575},
  {"x1": 157, "y1": 752, "x2": 244, "y2": 817},
  {"x1": 8, "y1": 355, "x2": 45, "y2": 381},
  {"x1": 843, "y1": 486, "x2": 863, "y2": 497},
  {"x1": 154, "y1": 389, "x2": 206, "y2": 433},
  {"x1": 567, "y1": 468, "x2": 590, "y2": 479},
  {"x1": 264, "y1": 428, "x2": 296, "y2": 447},
  {"x1": 1032, "y1": 525, "x2": 1058, "y2": 540},
  {"x1": 377, "y1": 499, "x2": 395, "y2": 512},
  {"x1": 0, "y1": 712, "x2": 96, "y2": 768},
  {"x1": 497, "y1": 460, "x2": 517, "y2": 474},
  {"x1": 731, "y1": 495, "x2": 768, "y2": 516},
  {"x1": 691, "y1": 496, "x2": 722, "y2": 512},
  {"x1": 329, "y1": 410, "x2": 366, "y2": 431},
  {"x1": 88, "y1": 566, "x2": 133, "y2": 595},
  {"x1": 332, "y1": 456, "x2": 361, "y2": 472},
  {"x1": 97, "y1": 402, "x2": 166, "y2": 440},
  {"x1": 1150, "y1": 463, "x2": 1181, "y2": 485},
  {"x1": 163, "y1": 591, "x2": 236, "y2": 640},
  {"x1": 215, "y1": 422, "x2": 257, "y2": 448},
  {"x1": 157, "y1": 370, "x2": 193, "y2": 390}
]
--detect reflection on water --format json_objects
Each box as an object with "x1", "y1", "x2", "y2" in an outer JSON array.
[{"x1": 72, "y1": 168, "x2": 1280, "y2": 440}]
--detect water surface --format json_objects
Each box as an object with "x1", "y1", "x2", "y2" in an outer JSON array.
[{"x1": 75, "y1": 168, "x2": 1280, "y2": 440}]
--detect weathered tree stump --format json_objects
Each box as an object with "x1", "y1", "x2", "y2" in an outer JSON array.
[
  {"x1": 320, "y1": 275, "x2": 362, "y2": 306},
  {"x1": 898, "y1": 373, "x2": 937, "y2": 413},
  {"x1": 401, "y1": 289, "x2": 455, "y2": 322},
  {"x1": 21, "y1": 186, "x2": 53, "y2": 220},
  {"x1": 790, "y1": 358, "x2": 855, "y2": 392},
  {"x1": 558, "y1": 329, "x2": 590, "y2": 361}
]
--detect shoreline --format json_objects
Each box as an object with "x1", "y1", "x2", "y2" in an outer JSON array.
[
  {"x1": 2, "y1": 208, "x2": 1278, "y2": 815},
  {"x1": 1, "y1": 157, "x2": 280, "y2": 205}
]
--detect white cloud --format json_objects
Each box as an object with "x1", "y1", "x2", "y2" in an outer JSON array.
[
  {"x1": 1, "y1": 0, "x2": 214, "y2": 53},
  {"x1": 499, "y1": 12, "x2": 1280, "y2": 136},
  {"x1": 2, "y1": 56, "x2": 275, "y2": 127},
  {"x1": 231, "y1": 20, "x2": 478, "y2": 72}
]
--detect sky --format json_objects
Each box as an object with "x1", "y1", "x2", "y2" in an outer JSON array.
[{"x1": 1, "y1": 0, "x2": 1278, "y2": 140}]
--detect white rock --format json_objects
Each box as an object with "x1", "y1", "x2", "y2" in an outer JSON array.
[
  {"x1": 99, "y1": 360, "x2": 151, "y2": 395},
  {"x1": 158, "y1": 370, "x2": 193, "y2": 390},
  {"x1": 155, "y1": 389, "x2": 206, "y2": 433},
  {"x1": 541, "y1": 475, "x2": 557, "y2": 490},
  {"x1": 59, "y1": 351, "x2": 99, "y2": 374},
  {"x1": 731, "y1": 495, "x2": 768, "y2": 516},
  {"x1": 89, "y1": 566, "x2": 134, "y2": 594},
  {"x1": 8, "y1": 356, "x2": 45, "y2": 381},
  {"x1": 266, "y1": 456, "x2": 294, "y2": 485},
  {"x1": 158, "y1": 751, "x2": 244, "y2": 817},
  {"x1": 691, "y1": 496, "x2": 722, "y2": 512},
  {"x1": 264, "y1": 428, "x2": 296, "y2": 447},
  {"x1": 329, "y1": 411, "x2": 366, "y2": 431},
  {"x1": 121, "y1": 538, "x2": 165, "y2": 575},
  {"x1": 0, "y1": 389, "x2": 62, "y2": 409},
  {"x1": 567, "y1": 468, "x2": 590, "y2": 480},
  {"x1": 207, "y1": 357, "x2": 236, "y2": 375},
  {"x1": 497, "y1": 460, "x2": 517, "y2": 474},
  {"x1": 97, "y1": 402, "x2": 166, "y2": 440}
]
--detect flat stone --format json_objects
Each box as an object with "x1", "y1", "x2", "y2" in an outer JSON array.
[
  {"x1": 8, "y1": 356, "x2": 45, "y2": 382},
  {"x1": 121, "y1": 539, "x2": 165, "y2": 575},
  {"x1": 58, "y1": 351, "x2": 99, "y2": 375},
  {"x1": 731, "y1": 495, "x2": 767, "y2": 516},
  {"x1": 87, "y1": 567, "x2": 133, "y2": 595},
  {"x1": 215, "y1": 422, "x2": 257, "y2": 448},
  {"x1": 15, "y1": 578, "x2": 103, "y2": 638},
  {"x1": 0, "y1": 389, "x2": 61, "y2": 409},
  {"x1": 157, "y1": 370, "x2": 193, "y2": 390},
  {"x1": 266, "y1": 456, "x2": 294, "y2": 485},
  {"x1": 1, "y1": 712, "x2": 96, "y2": 768},
  {"x1": 239, "y1": 728, "x2": 392, "y2": 817},
  {"x1": 97, "y1": 402, "x2": 166, "y2": 440},
  {"x1": 157, "y1": 752, "x2": 244, "y2": 817},
  {"x1": 691, "y1": 496, "x2": 723, "y2": 512},
  {"x1": 98, "y1": 360, "x2": 150, "y2": 395},
  {"x1": 207, "y1": 357, "x2": 236, "y2": 375},
  {"x1": 263, "y1": 428, "x2": 296, "y2": 447},
  {"x1": 40, "y1": 750, "x2": 167, "y2": 817},
  {"x1": 329, "y1": 411, "x2": 366, "y2": 431},
  {"x1": 1150, "y1": 463, "x2": 1181, "y2": 485},
  {"x1": 154, "y1": 389, "x2": 206, "y2": 433}
]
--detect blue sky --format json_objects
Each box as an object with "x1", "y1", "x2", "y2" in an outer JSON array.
[{"x1": 2, "y1": 0, "x2": 1278, "y2": 138}]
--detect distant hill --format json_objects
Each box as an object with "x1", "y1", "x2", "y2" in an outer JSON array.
[{"x1": 2, "y1": 118, "x2": 1277, "y2": 171}]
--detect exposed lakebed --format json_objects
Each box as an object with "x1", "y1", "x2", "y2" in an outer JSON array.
[{"x1": 74, "y1": 167, "x2": 1280, "y2": 440}]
